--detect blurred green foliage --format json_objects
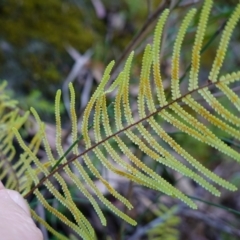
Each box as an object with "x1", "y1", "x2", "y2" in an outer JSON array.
[
  {"x1": 0, "y1": 0, "x2": 150, "y2": 119},
  {"x1": 0, "y1": 0, "x2": 94, "y2": 117},
  {"x1": 0, "y1": 0, "x2": 94, "y2": 50}
]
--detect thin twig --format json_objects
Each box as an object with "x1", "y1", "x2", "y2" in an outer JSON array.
[{"x1": 111, "y1": 0, "x2": 171, "y2": 79}]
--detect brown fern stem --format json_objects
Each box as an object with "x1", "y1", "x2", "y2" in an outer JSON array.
[{"x1": 111, "y1": 0, "x2": 171, "y2": 79}]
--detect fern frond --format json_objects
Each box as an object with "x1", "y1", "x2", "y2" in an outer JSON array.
[
  {"x1": 7, "y1": 1, "x2": 240, "y2": 239},
  {"x1": 0, "y1": 81, "x2": 29, "y2": 191}
]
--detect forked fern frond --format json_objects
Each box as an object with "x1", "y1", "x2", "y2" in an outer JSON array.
[
  {"x1": 0, "y1": 81, "x2": 29, "y2": 190},
  {"x1": 10, "y1": 1, "x2": 240, "y2": 239}
]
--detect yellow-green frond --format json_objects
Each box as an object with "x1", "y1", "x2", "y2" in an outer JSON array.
[{"x1": 2, "y1": 2, "x2": 240, "y2": 240}]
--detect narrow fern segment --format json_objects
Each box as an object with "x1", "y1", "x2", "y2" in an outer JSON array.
[
  {"x1": 198, "y1": 88, "x2": 240, "y2": 126},
  {"x1": 63, "y1": 161, "x2": 107, "y2": 227},
  {"x1": 114, "y1": 81, "x2": 124, "y2": 130},
  {"x1": 1, "y1": 152, "x2": 16, "y2": 190},
  {"x1": 55, "y1": 90, "x2": 63, "y2": 157},
  {"x1": 93, "y1": 92, "x2": 102, "y2": 143},
  {"x1": 217, "y1": 72, "x2": 240, "y2": 111},
  {"x1": 218, "y1": 71, "x2": 240, "y2": 85},
  {"x1": 152, "y1": 9, "x2": 169, "y2": 107},
  {"x1": 143, "y1": 54, "x2": 155, "y2": 114},
  {"x1": 13, "y1": 128, "x2": 49, "y2": 178},
  {"x1": 209, "y1": 4, "x2": 240, "y2": 82},
  {"x1": 69, "y1": 83, "x2": 79, "y2": 155},
  {"x1": 101, "y1": 95, "x2": 112, "y2": 137},
  {"x1": 30, "y1": 209, "x2": 69, "y2": 240},
  {"x1": 122, "y1": 52, "x2": 134, "y2": 125},
  {"x1": 189, "y1": 0, "x2": 212, "y2": 91},
  {"x1": 138, "y1": 43, "x2": 157, "y2": 115},
  {"x1": 105, "y1": 72, "x2": 124, "y2": 94},
  {"x1": 55, "y1": 90, "x2": 70, "y2": 164},
  {"x1": 182, "y1": 96, "x2": 240, "y2": 160},
  {"x1": 0, "y1": 81, "x2": 18, "y2": 108},
  {"x1": 219, "y1": 83, "x2": 240, "y2": 112},
  {"x1": 31, "y1": 107, "x2": 55, "y2": 165},
  {"x1": 138, "y1": 44, "x2": 152, "y2": 118},
  {"x1": 171, "y1": 9, "x2": 196, "y2": 100},
  {"x1": 82, "y1": 61, "x2": 114, "y2": 148}
]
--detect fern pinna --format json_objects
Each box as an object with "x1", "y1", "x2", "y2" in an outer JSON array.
[{"x1": 1, "y1": 0, "x2": 240, "y2": 239}]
